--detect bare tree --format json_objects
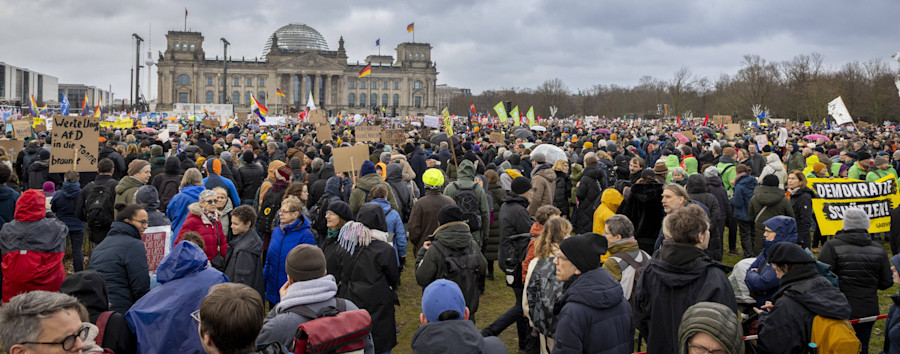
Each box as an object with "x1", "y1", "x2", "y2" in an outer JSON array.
[
  {"x1": 666, "y1": 67, "x2": 698, "y2": 118},
  {"x1": 736, "y1": 54, "x2": 780, "y2": 113}
]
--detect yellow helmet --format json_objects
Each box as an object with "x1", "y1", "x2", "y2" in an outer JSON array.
[{"x1": 423, "y1": 168, "x2": 444, "y2": 187}]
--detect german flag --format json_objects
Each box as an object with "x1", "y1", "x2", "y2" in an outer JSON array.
[
  {"x1": 275, "y1": 89, "x2": 286, "y2": 97},
  {"x1": 358, "y1": 64, "x2": 372, "y2": 78},
  {"x1": 407, "y1": 23, "x2": 414, "y2": 33}
]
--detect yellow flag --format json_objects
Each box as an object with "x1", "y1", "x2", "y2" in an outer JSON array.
[{"x1": 442, "y1": 108, "x2": 453, "y2": 136}]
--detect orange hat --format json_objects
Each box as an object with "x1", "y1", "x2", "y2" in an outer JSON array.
[
  {"x1": 584, "y1": 142, "x2": 593, "y2": 149},
  {"x1": 610, "y1": 134, "x2": 617, "y2": 141},
  {"x1": 813, "y1": 162, "x2": 826, "y2": 173}
]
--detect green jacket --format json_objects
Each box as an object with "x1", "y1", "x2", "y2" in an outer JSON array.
[
  {"x1": 716, "y1": 157, "x2": 739, "y2": 191},
  {"x1": 848, "y1": 162, "x2": 869, "y2": 180},
  {"x1": 414, "y1": 221, "x2": 487, "y2": 288},
  {"x1": 748, "y1": 185, "x2": 795, "y2": 255},
  {"x1": 866, "y1": 167, "x2": 898, "y2": 182},
  {"x1": 443, "y1": 160, "x2": 490, "y2": 245},
  {"x1": 569, "y1": 163, "x2": 584, "y2": 205},
  {"x1": 349, "y1": 173, "x2": 399, "y2": 214}
]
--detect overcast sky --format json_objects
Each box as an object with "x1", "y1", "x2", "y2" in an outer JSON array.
[{"x1": 3, "y1": 0, "x2": 899, "y2": 101}]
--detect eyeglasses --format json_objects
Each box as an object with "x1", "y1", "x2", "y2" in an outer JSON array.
[
  {"x1": 279, "y1": 209, "x2": 298, "y2": 214},
  {"x1": 21, "y1": 325, "x2": 89, "y2": 351},
  {"x1": 688, "y1": 344, "x2": 727, "y2": 354},
  {"x1": 203, "y1": 200, "x2": 217, "y2": 205},
  {"x1": 191, "y1": 310, "x2": 201, "y2": 324}
]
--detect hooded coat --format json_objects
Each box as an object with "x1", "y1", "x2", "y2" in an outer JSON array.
[
  {"x1": 748, "y1": 185, "x2": 795, "y2": 254},
  {"x1": 125, "y1": 241, "x2": 228, "y2": 354},
  {"x1": 264, "y1": 214, "x2": 315, "y2": 304},
  {"x1": 87, "y1": 221, "x2": 149, "y2": 312},
  {"x1": 729, "y1": 174, "x2": 757, "y2": 222},
  {"x1": 677, "y1": 302, "x2": 744, "y2": 354},
  {"x1": 308, "y1": 163, "x2": 336, "y2": 210},
  {"x1": 373, "y1": 198, "x2": 407, "y2": 259},
  {"x1": 574, "y1": 162, "x2": 603, "y2": 233},
  {"x1": 176, "y1": 202, "x2": 227, "y2": 260},
  {"x1": 0, "y1": 190, "x2": 68, "y2": 302},
  {"x1": 258, "y1": 161, "x2": 286, "y2": 207},
  {"x1": 617, "y1": 182, "x2": 664, "y2": 254},
  {"x1": 134, "y1": 185, "x2": 170, "y2": 227},
  {"x1": 59, "y1": 271, "x2": 137, "y2": 354},
  {"x1": 716, "y1": 156, "x2": 739, "y2": 191},
  {"x1": 51, "y1": 181, "x2": 85, "y2": 231},
  {"x1": 553, "y1": 268, "x2": 634, "y2": 354},
  {"x1": 634, "y1": 243, "x2": 737, "y2": 354},
  {"x1": 818, "y1": 229, "x2": 893, "y2": 318},
  {"x1": 411, "y1": 320, "x2": 507, "y2": 354},
  {"x1": 0, "y1": 184, "x2": 19, "y2": 231},
  {"x1": 414, "y1": 221, "x2": 487, "y2": 303},
  {"x1": 756, "y1": 264, "x2": 852, "y2": 353},
  {"x1": 498, "y1": 191, "x2": 534, "y2": 265},
  {"x1": 349, "y1": 171, "x2": 399, "y2": 215},
  {"x1": 759, "y1": 153, "x2": 787, "y2": 189},
  {"x1": 788, "y1": 186, "x2": 815, "y2": 249},
  {"x1": 528, "y1": 164, "x2": 557, "y2": 216},
  {"x1": 443, "y1": 160, "x2": 490, "y2": 245},
  {"x1": 745, "y1": 216, "x2": 798, "y2": 307},
  {"x1": 150, "y1": 157, "x2": 183, "y2": 213},
  {"x1": 553, "y1": 169, "x2": 572, "y2": 217},
  {"x1": 706, "y1": 174, "x2": 730, "y2": 235},
  {"x1": 407, "y1": 189, "x2": 456, "y2": 254},
  {"x1": 166, "y1": 184, "x2": 205, "y2": 239},
  {"x1": 385, "y1": 164, "x2": 412, "y2": 221},
  {"x1": 686, "y1": 174, "x2": 723, "y2": 258},
  {"x1": 203, "y1": 158, "x2": 241, "y2": 207},
  {"x1": 409, "y1": 146, "x2": 428, "y2": 197},
  {"x1": 114, "y1": 175, "x2": 144, "y2": 206},
  {"x1": 238, "y1": 160, "x2": 266, "y2": 204},
  {"x1": 592, "y1": 188, "x2": 623, "y2": 234},
  {"x1": 224, "y1": 227, "x2": 265, "y2": 297}
]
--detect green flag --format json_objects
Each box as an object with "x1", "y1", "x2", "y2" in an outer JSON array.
[
  {"x1": 526, "y1": 106, "x2": 535, "y2": 126},
  {"x1": 442, "y1": 108, "x2": 453, "y2": 136},
  {"x1": 493, "y1": 101, "x2": 508, "y2": 122},
  {"x1": 511, "y1": 106, "x2": 520, "y2": 126}
]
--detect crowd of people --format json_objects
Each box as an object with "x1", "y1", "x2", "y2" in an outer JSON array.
[{"x1": 0, "y1": 116, "x2": 899, "y2": 353}]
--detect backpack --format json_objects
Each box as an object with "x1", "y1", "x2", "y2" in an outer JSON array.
[
  {"x1": 525, "y1": 257, "x2": 563, "y2": 337},
  {"x1": 809, "y1": 315, "x2": 860, "y2": 353},
  {"x1": 286, "y1": 299, "x2": 372, "y2": 354},
  {"x1": 608, "y1": 250, "x2": 650, "y2": 322},
  {"x1": 501, "y1": 233, "x2": 532, "y2": 288},
  {"x1": 604, "y1": 162, "x2": 617, "y2": 187},
  {"x1": 257, "y1": 188, "x2": 286, "y2": 235},
  {"x1": 84, "y1": 181, "x2": 115, "y2": 230},
  {"x1": 451, "y1": 182, "x2": 482, "y2": 232},
  {"x1": 431, "y1": 240, "x2": 481, "y2": 313},
  {"x1": 157, "y1": 178, "x2": 180, "y2": 212},
  {"x1": 310, "y1": 196, "x2": 336, "y2": 241}
]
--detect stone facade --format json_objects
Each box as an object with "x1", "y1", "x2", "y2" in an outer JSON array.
[{"x1": 155, "y1": 26, "x2": 439, "y2": 117}]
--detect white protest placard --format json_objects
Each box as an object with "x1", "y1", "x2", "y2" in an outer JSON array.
[
  {"x1": 755, "y1": 134, "x2": 769, "y2": 148},
  {"x1": 158, "y1": 129, "x2": 170, "y2": 142},
  {"x1": 167, "y1": 123, "x2": 180, "y2": 133},
  {"x1": 423, "y1": 116, "x2": 441, "y2": 128},
  {"x1": 827, "y1": 96, "x2": 853, "y2": 125},
  {"x1": 141, "y1": 226, "x2": 172, "y2": 275}
]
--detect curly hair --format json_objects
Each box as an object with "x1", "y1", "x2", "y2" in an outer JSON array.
[{"x1": 534, "y1": 217, "x2": 572, "y2": 258}]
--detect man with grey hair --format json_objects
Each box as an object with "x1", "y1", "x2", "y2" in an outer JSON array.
[
  {"x1": 0, "y1": 291, "x2": 86, "y2": 353},
  {"x1": 527, "y1": 151, "x2": 556, "y2": 216},
  {"x1": 267, "y1": 142, "x2": 285, "y2": 163}
]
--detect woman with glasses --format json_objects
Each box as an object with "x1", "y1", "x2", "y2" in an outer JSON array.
[
  {"x1": 745, "y1": 216, "x2": 798, "y2": 309},
  {"x1": 263, "y1": 196, "x2": 315, "y2": 306},
  {"x1": 88, "y1": 203, "x2": 151, "y2": 313},
  {"x1": 176, "y1": 189, "x2": 227, "y2": 263}
]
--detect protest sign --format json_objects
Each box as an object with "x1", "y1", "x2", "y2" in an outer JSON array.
[
  {"x1": 754, "y1": 134, "x2": 769, "y2": 148},
  {"x1": 680, "y1": 130, "x2": 694, "y2": 141},
  {"x1": 11, "y1": 120, "x2": 30, "y2": 138},
  {"x1": 316, "y1": 125, "x2": 333, "y2": 143},
  {"x1": 202, "y1": 118, "x2": 219, "y2": 129},
  {"x1": 0, "y1": 140, "x2": 22, "y2": 157},
  {"x1": 167, "y1": 123, "x2": 180, "y2": 133},
  {"x1": 382, "y1": 129, "x2": 407, "y2": 145},
  {"x1": 332, "y1": 144, "x2": 370, "y2": 175},
  {"x1": 423, "y1": 116, "x2": 441, "y2": 128},
  {"x1": 712, "y1": 115, "x2": 732, "y2": 124},
  {"x1": 141, "y1": 226, "x2": 172, "y2": 275},
  {"x1": 724, "y1": 124, "x2": 741, "y2": 133},
  {"x1": 807, "y1": 175, "x2": 900, "y2": 235},
  {"x1": 785, "y1": 121, "x2": 794, "y2": 129},
  {"x1": 355, "y1": 125, "x2": 381, "y2": 142},
  {"x1": 490, "y1": 132, "x2": 505, "y2": 143},
  {"x1": 33, "y1": 125, "x2": 46, "y2": 133},
  {"x1": 804, "y1": 121, "x2": 811, "y2": 127},
  {"x1": 827, "y1": 96, "x2": 853, "y2": 125},
  {"x1": 50, "y1": 116, "x2": 99, "y2": 173},
  {"x1": 158, "y1": 129, "x2": 170, "y2": 142},
  {"x1": 308, "y1": 109, "x2": 327, "y2": 124}
]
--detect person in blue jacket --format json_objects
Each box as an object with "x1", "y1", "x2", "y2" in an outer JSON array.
[
  {"x1": 729, "y1": 164, "x2": 758, "y2": 258},
  {"x1": 263, "y1": 195, "x2": 315, "y2": 305},
  {"x1": 368, "y1": 184, "x2": 407, "y2": 266},
  {"x1": 125, "y1": 239, "x2": 228, "y2": 354},
  {"x1": 51, "y1": 171, "x2": 85, "y2": 272},
  {"x1": 745, "y1": 216, "x2": 798, "y2": 308},
  {"x1": 167, "y1": 167, "x2": 206, "y2": 244},
  {"x1": 203, "y1": 158, "x2": 241, "y2": 207}
]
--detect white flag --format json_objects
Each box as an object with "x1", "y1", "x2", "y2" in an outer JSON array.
[
  {"x1": 307, "y1": 91, "x2": 316, "y2": 110},
  {"x1": 827, "y1": 96, "x2": 853, "y2": 125}
]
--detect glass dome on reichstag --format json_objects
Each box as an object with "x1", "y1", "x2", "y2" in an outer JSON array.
[{"x1": 261, "y1": 23, "x2": 330, "y2": 59}]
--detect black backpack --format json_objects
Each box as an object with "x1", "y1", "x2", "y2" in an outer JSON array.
[
  {"x1": 310, "y1": 195, "x2": 337, "y2": 242},
  {"x1": 256, "y1": 188, "x2": 286, "y2": 235},
  {"x1": 84, "y1": 181, "x2": 115, "y2": 230},
  {"x1": 451, "y1": 182, "x2": 482, "y2": 232},
  {"x1": 157, "y1": 179, "x2": 180, "y2": 212},
  {"x1": 431, "y1": 241, "x2": 481, "y2": 313},
  {"x1": 501, "y1": 233, "x2": 532, "y2": 288}
]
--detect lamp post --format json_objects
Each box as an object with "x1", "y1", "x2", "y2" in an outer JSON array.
[{"x1": 221, "y1": 38, "x2": 230, "y2": 104}]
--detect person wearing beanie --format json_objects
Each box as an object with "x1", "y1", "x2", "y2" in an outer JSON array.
[
  {"x1": 755, "y1": 242, "x2": 852, "y2": 353},
  {"x1": 237, "y1": 151, "x2": 265, "y2": 206},
  {"x1": 849, "y1": 150, "x2": 872, "y2": 180},
  {"x1": 407, "y1": 169, "x2": 456, "y2": 254},
  {"x1": 349, "y1": 160, "x2": 399, "y2": 214},
  {"x1": 415, "y1": 204, "x2": 486, "y2": 316},
  {"x1": 866, "y1": 155, "x2": 898, "y2": 184},
  {"x1": 202, "y1": 158, "x2": 242, "y2": 207},
  {"x1": 747, "y1": 171, "x2": 794, "y2": 255},
  {"x1": 25, "y1": 148, "x2": 60, "y2": 189},
  {"x1": 635, "y1": 205, "x2": 737, "y2": 353},
  {"x1": 411, "y1": 279, "x2": 506, "y2": 354},
  {"x1": 678, "y1": 302, "x2": 744, "y2": 354},
  {"x1": 552, "y1": 234, "x2": 634, "y2": 353},
  {"x1": 115, "y1": 159, "x2": 151, "y2": 206},
  {"x1": 806, "y1": 161, "x2": 828, "y2": 178},
  {"x1": 818, "y1": 207, "x2": 892, "y2": 351}
]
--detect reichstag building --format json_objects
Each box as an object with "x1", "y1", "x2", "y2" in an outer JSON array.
[{"x1": 155, "y1": 23, "x2": 438, "y2": 116}]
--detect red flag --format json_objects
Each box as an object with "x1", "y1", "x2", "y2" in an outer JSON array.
[
  {"x1": 703, "y1": 114, "x2": 709, "y2": 127},
  {"x1": 676, "y1": 115, "x2": 681, "y2": 126}
]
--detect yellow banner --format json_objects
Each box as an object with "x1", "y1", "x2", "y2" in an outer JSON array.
[{"x1": 808, "y1": 175, "x2": 900, "y2": 235}]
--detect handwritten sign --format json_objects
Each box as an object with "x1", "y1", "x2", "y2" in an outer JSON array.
[
  {"x1": 141, "y1": 226, "x2": 172, "y2": 274},
  {"x1": 167, "y1": 123, "x2": 180, "y2": 133},
  {"x1": 308, "y1": 109, "x2": 327, "y2": 124},
  {"x1": 11, "y1": 120, "x2": 30, "y2": 139},
  {"x1": 0, "y1": 140, "x2": 22, "y2": 157},
  {"x1": 316, "y1": 125, "x2": 333, "y2": 143},
  {"x1": 355, "y1": 125, "x2": 381, "y2": 142},
  {"x1": 382, "y1": 129, "x2": 407, "y2": 145},
  {"x1": 712, "y1": 115, "x2": 732, "y2": 125},
  {"x1": 725, "y1": 124, "x2": 741, "y2": 133},
  {"x1": 332, "y1": 144, "x2": 370, "y2": 175},
  {"x1": 490, "y1": 132, "x2": 505, "y2": 143},
  {"x1": 423, "y1": 116, "x2": 441, "y2": 128},
  {"x1": 755, "y1": 134, "x2": 769, "y2": 148},
  {"x1": 680, "y1": 130, "x2": 695, "y2": 141},
  {"x1": 202, "y1": 118, "x2": 219, "y2": 129},
  {"x1": 33, "y1": 125, "x2": 46, "y2": 133},
  {"x1": 50, "y1": 116, "x2": 99, "y2": 173}
]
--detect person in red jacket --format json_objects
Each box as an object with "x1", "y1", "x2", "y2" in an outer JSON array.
[
  {"x1": 176, "y1": 189, "x2": 226, "y2": 262},
  {"x1": 0, "y1": 189, "x2": 69, "y2": 302}
]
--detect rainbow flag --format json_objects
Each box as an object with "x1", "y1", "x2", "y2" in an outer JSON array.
[
  {"x1": 276, "y1": 89, "x2": 286, "y2": 97},
  {"x1": 29, "y1": 94, "x2": 39, "y2": 117},
  {"x1": 202, "y1": 107, "x2": 214, "y2": 117},
  {"x1": 93, "y1": 96, "x2": 103, "y2": 118},
  {"x1": 250, "y1": 94, "x2": 267, "y2": 122},
  {"x1": 407, "y1": 23, "x2": 414, "y2": 33},
  {"x1": 358, "y1": 64, "x2": 372, "y2": 78},
  {"x1": 80, "y1": 93, "x2": 89, "y2": 116}
]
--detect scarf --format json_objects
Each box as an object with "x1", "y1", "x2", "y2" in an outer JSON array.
[
  {"x1": 338, "y1": 221, "x2": 372, "y2": 255},
  {"x1": 274, "y1": 275, "x2": 339, "y2": 313},
  {"x1": 203, "y1": 209, "x2": 220, "y2": 223},
  {"x1": 271, "y1": 179, "x2": 289, "y2": 193},
  {"x1": 327, "y1": 228, "x2": 340, "y2": 239}
]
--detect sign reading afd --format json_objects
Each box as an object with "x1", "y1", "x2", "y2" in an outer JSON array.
[{"x1": 808, "y1": 175, "x2": 900, "y2": 235}]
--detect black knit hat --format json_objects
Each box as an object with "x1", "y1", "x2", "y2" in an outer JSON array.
[
  {"x1": 559, "y1": 234, "x2": 608, "y2": 273},
  {"x1": 327, "y1": 201, "x2": 354, "y2": 222},
  {"x1": 438, "y1": 204, "x2": 465, "y2": 225},
  {"x1": 767, "y1": 242, "x2": 815, "y2": 264},
  {"x1": 241, "y1": 150, "x2": 254, "y2": 164},
  {"x1": 762, "y1": 174, "x2": 779, "y2": 187},
  {"x1": 511, "y1": 176, "x2": 532, "y2": 194}
]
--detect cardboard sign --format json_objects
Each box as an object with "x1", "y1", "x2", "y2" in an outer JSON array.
[
  {"x1": 490, "y1": 132, "x2": 505, "y2": 143},
  {"x1": 33, "y1": 125, "x2": 46, "y2": 133},
  {"x1": 785, "y1": 121, "x2": 794, "y2": 129},
  {"x1": 355, "y1": 125, "x2": 381, "y2": 142},
  {"x1": 316, "y1": 125, "x2": 333, "y2": 143},
  {"x1": 141, "y1": 226, "x2": 172, "y2": 275},
  {"x1": 725, "y1": 124, "x2": 741, "y2": 133},
  {"x1": 11, "y1": 120, "x2": 30, "y2": 138},
  {"x1": 423, "y1": 116, "x2": 441, "y2": 128},
  {"x1": 332, "y1": 144, "x2": 370, "y2": 175},
  {"x1": 712, "y1": 115, "x2": 732, "y2": 125},
  {"x1": 50, "y1": 116, "x2": 100, "y2": 173},
  {"x1": 308, "y1": 109, "x2": 327, "y2": 124},
  {"x1": 236, "y1": 114, "x2": 247, "y2": 125},
  {"x1": 382, "y1": 129, "x2": 407, "y2": 145},
  {"x1": 680, "y1": 130, "x2": 695, "y2": 141},
  {"x1": 755, "y1": 134, "x2": 769, "y2": 147},
  {"x1": 0, "y1": 140, "x2": 22, "y2": 157},
  {"x1": 202, "y1": 118, "x2": 219, "y2": 129},
  {"x1": 167, "y1": 123, "x2": 180, "y2": 133}
]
